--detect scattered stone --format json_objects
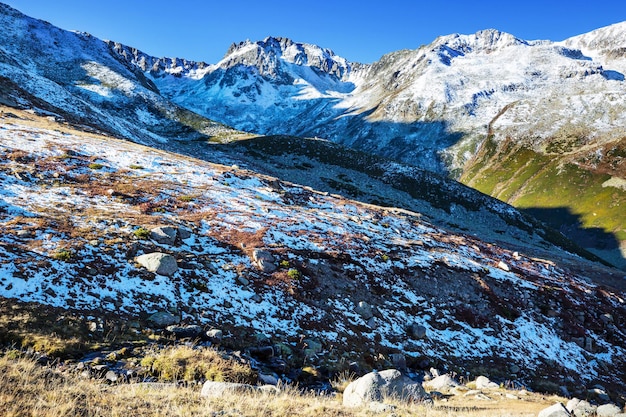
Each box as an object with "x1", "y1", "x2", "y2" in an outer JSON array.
[
  {"x1": 475, "y1": 393, "x2": 492, "y2": 401},
  {"x1": 407, "y1": 323, "x2": 427, "y2": 339},
  {"x1": 200, "y1": 381, "x2": 277, "y2": 398},
  {"x1": 355, "y1": 301, "x2": 373, "y2": 320},
  {"x1": 177, "y1": 227, "x2": 192, "y2": 240},
  {"x1": 105, "y1": 370, "x2": 118, "y2": 383},
  {"x1": 423, "y1": 374, "x2": 460, "y2": 391},
  {"x1": 567, "y1": 398, "x2": 597, "y2": 417},
  {"x1": 136, "y1": 252, "x2": 178, "y2": 276},
  {"x1": 342, "y1": 369, "x2": 432, "y2": 408},
  {"x1": 165, "y1": 324, "x2": 203, "y2": 339},
  {"x1": 509, "y1": 364, "x2": 521, "y2": 374},
  {"x1": 252, "y1": 249, "x2": 277, "y2": 273},
  {"x1": 150, "y1": 226, "x2": 178, "y2": 245},
  {"x1": 588, "y1": 387, "x2": 611, "y2": 403},
  {"x1": 538, "y1": 403, "x2": 571, "y2": 417},
  {"x1": 258, "y1": 373, "x2": 279, "y2": 385},
  {"x1": 506, "y1": 393, "x2": 519, "y2": 400},
  {"x1": 463, "y1": 389, "x2": 481, "y2": 397},
  {"x1": 237, "y1": 275, "x2": 250, "y2": 286},
  {"x1": 389, "y1": 353, "x2": 406, "y2": 371},
  {"x1": 597, "y1": 404, "x2": 622, "y2": 417},
  {"x1": 475, "y1": 375, "x2": 499, "y2": 389},
  {"x1": 205, "y1": 329, "x2": 223, "y2": 343},
  {"x1": 147, "y1": 311, "x2": 179, "y2": 328},
  {"x1": 497, "y1": 260, "x2": 510, "y2": 271}
]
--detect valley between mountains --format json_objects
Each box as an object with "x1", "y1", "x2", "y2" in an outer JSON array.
[{"x1": 0, "y1": 2, "x2": 625, "y2": 414}]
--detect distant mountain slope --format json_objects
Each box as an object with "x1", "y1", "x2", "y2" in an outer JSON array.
[
  {"x1": 1, "y1": 107, "x2": 624, "y2": 395},
  {"x1": 0, "y1": 3, "x2": 243, "y2": 145},
  {"x1": 0, "y1": 2, "x2": 623, "y2": 267}
]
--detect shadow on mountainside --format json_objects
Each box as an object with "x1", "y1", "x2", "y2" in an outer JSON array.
[{"x1": 521, "y1": 206, "x2": 625, "y2": 271}]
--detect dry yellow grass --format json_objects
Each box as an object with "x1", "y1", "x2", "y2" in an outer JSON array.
[{"x1": 0, "y1": 353, "x2": 563, "y2": 417}]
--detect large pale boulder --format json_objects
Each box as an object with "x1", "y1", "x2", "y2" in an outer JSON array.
[
  {"x1": 136, "y1": 252, "x2": 178, "y2": 276},
  {"x1": 538, "y1": 403, "x2": 571, "y2": 417},
  {"x1": 200, "y1": 381, "x2": 278, "y2": 398},
  {"x1": 342, "y1": 369, "x2": 432, "y2": 408}
]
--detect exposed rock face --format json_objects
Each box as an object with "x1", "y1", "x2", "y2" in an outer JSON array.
[
  {"x1": 136, "y1": 253, "x2": 178, "y2": 276},
  {"x1": 342, "y1": 369, "x2": 432, "y2": 407}
]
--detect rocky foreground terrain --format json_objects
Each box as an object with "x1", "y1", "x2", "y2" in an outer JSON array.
[{"x1": 0, "y1": 107, "x2": 625, "y2": 414}]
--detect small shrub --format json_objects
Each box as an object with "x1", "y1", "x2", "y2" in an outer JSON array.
[
  {"x1": 287, "y1": 268, "x2": 301, "y2": 280},
  {"x1": 128, "y1": 164, "x2": 144, "y2": 170},
  {"x1": 133, "y1": 227, "x2": 150, "y2": 239},
  {"x1": 279, "y1": 260, "x2": 290, "y2": 269},
  {"x1": 178, "y1": 195, "x2": 194, "y2": 202},
  {"x1": 52, "y1": 249, "x2": 72, "y2": 262},
  {"x1": 88, "y1": 163, "x2": 104, "y2": 170}
]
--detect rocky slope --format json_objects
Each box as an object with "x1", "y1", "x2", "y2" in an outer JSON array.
[
  {"x1": 0, "y1": 3, "x2": 624, "y2": 267},
  {"x1": 114, "y1": 23, "x2": 626, "y2": 269},
  {"x1": 1, "y1": 107, "x2": 625, "y2": 399}
]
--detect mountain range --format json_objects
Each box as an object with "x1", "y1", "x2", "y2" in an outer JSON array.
[{"x1": 0, "y1": 2, "x2": 625, "y2": 400}]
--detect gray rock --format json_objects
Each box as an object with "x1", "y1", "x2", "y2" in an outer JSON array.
[
  {"x1": 597, "y1": 404, "x2": 622, "y2": 417},
  {"x1": 475, "y1": 375, "x2": 499, "y2": 389},
  {"x1": 150, "y1": 226, "x2": 178, "y2": 245},
  {"x1": 165, "y1": 324, "x2": 203, "y2": 339},
  {"x1": 136, "y1": 252, "x2": 178, "y2": 276},
  {"x1": 177, "y1": 227, "x2": 192, "y2": 240},
  {"x1": 407, "y1": 323, "x2": 427, "y2": 339},
  {"x1": 389, "y1": 353, "x2": 406, "y2": 371},
  {"x1": 423, "y1": 374, "x2": 460, "y2": 391},
  {"x1": 201, "y1": 381, "x2": 256, "y2": 398},
  {"x1": 200, "y1": 381, "x2": 278, "y2": 398},
  {"x1": 252, "y1": 249, "x2": 276, "y2": 272},
  {"x1": 538, "y1": 403, "x2": 571, "y2": 417},
  {"x1": 147, "y1": 311, "x2": 179, "y2": 328},
  {"x1": 355, "y1": 301, "x2": 373, "y2": 320},
  {"x1": 205, "y1": 329, "x2": 223, "y2": 343},
  {"x1": 342, "y1": 369, "x2": 432, "y2": 408},
  {"x1": 566, "y1": 399, "x2": 596, "y2": 417},
  {"x1": 105, "y1": 370, "x2": 118, "y2": 383}
]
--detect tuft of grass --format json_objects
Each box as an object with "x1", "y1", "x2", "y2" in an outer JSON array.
[
  {"x1": 141, "y1": 345, "x2": 257, "y2": 383},
  {"x1": 133, "y1": 227, "x2": 150, "y2": 239},
  {"x1": 88, "y1": 162, "x2": 104, "y2": 170},
  {"x1": 51, "y1": 248, "x2": 72, "y2": 262},
  {"x1": 129, "y1": 164, "x2": 145, "y2": 170}
]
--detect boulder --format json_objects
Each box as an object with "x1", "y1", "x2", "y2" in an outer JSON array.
[
  {"x1": 205, "y1": 329, "x2": 223, "y2": 343},
  {"x1": 342, "y1": 369, "x2": 432, "y2": 408},
  {"x1": 475, "y1": 375, "x2": 499, "y2": 389},
  {"x1": 200, "y1": 381, "x2": 278, "y2": 398},
  {"x1": 597, "y1": 404, "x2": 622, "y2": 417},
  {"x1": 538, "y1": 403, "x2": 571, "y2": 417},
  {"x1": 147, "y1": 311, "x2": 179, "y2": 328},
  {"x1": 136, "y1": 252, "x2": 178, "y2": 276},
  {"x1": 252, "y1": 249, "x2": 277, "y2": 272},
  {"x1": 165, "y1": 324, "x2": 203, "y2": 339},
  {"x1": 566, "y1": 398, "x2": 596, "y2": 417},
  {"x1": 150, "y1": 226, "x2": 177, "y2": 245},
  {"x1": 355, "y1": 301, "x2": 374, "y2": 320},
  {"x1": 423, "y1": 374, "x2": 460, "y2": 391}
]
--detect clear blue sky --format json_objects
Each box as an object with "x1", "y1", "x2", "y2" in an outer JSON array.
[{"x1": 5, "y1": 0, "x2": 626, "y2": 64}]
